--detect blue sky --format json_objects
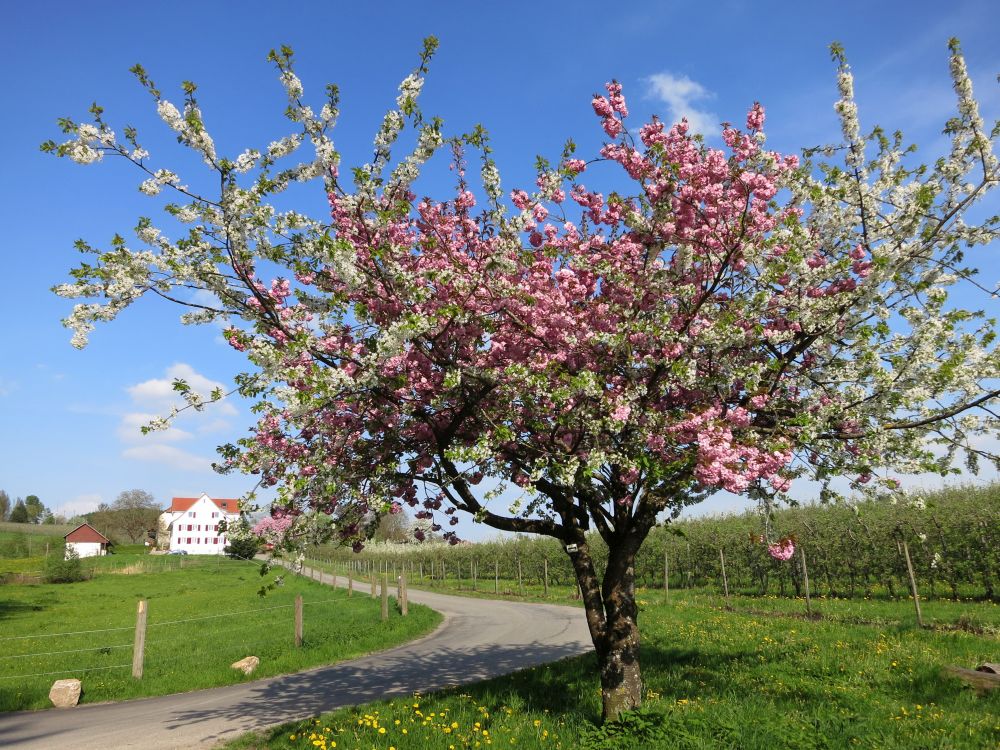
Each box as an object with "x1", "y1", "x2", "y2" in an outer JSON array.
[{"x1": 2, "y1": 0, "x2": 998, "y2": 537}]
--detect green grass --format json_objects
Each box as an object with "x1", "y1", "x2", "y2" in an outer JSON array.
[
  {"x1": 0, "y1": 522, "x2": 76, "y2": 538},
  {"x1": 226, "y1": 589, "x2": 1000, "y2": 750},
  {"x1": 0, "y1": 556, "x2": 441, "y2": 711}
]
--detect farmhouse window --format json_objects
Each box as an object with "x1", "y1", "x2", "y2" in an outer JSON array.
[{"x1": 186, "y1": 537, "x2": 192, "y2": 544}]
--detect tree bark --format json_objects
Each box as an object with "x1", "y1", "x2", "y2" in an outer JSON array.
[{"x1": 566, "y1": 532, "x2": 645, "y2": 722}]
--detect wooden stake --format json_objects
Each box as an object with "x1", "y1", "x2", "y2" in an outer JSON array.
[
  {"x1": 348, "y1": 570, "x2": 353, "y2": 597},
  {"x1": 543, "y1": 558, "x2": 549, "y2": 597},
  {"x1": 473, "y1": 560, "x2": 478, "y2": 591},
  {"x1": 370, "y1": 574, "x2": 377, "y2": 598},
  {"x1": 401, "y1": 571, "x2": 408, "y2": 616},
  {"x1": 495, "y1": 560, "x2": 499, "y2": 593},
  {"x1": 664, "y1": 551, "x2": 670, "y2": 596},
  {"x1": 517, "y1": 558, "x2": 523, "y2": 596},
  {"x1": 294, "y1": 595, "x2": 303, "y2": 647},
  {"x1": 381, "y1": 573, "x2": 389, "y2": 622},
  {"x1": 719, "y1": 548, "x2": 731, "y2": 609},
  {"x1": 800, "y1": 546, "x2": 813, "y2": 618},
  {"x1": 132, "y1": 599, "x2": 147, "y2": 679},
  {"x1": 902, "y1": 541, "x2": 924, "y2": 627}
]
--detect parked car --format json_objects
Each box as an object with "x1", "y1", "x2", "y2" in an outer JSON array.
[{"x1": 167, "y1": 549, "x2": 189, "y2": 555}]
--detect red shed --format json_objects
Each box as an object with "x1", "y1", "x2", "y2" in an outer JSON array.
[{"x1": 64, "y1": 523, "x2": 111, "y2": 558}]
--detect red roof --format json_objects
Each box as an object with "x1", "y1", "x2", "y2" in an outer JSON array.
[
  {"x1": 65, "y1": 523, "x2": 111, "y2": 544},
  {"x1": 170, "y1": 496, "x2": 240, "y2": 513}
]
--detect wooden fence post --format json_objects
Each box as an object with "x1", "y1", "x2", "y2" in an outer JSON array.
[
  {"x1": 473, "y1": 560, "x2": 478, "y2": 591},
  {"x1": 348, "y1": 569, "x2": 353, "y2": 597},
  {"x1": 132, "y1": 599, "x2": 147, "y2": 679},
  {"x1": 371, "y1": 574, "x2": 377, "y2": 598},
  {"x1": 543, "y1": 558, "x2": 549, "y2": 597},
  {"x1": 719, "y1": 549, "x2": 732, "y2": 609},
  {"x1": 664, "y1": 551, "x2": 670, "y2": 595},
  {"x1": 800, "y1": 546, "x2": 813, "y2": 618},
  {"x1": 517, "y1": 557, "x2": 523, "y2": 596},
  {"x1": 381, "y1": 573, "x2": 389, "y2": 622},
  {"x1": 295, "y1": 595, "x2": 303, "y2": 647},
  {"x1": 901, "y1": 541, "x2": 924, "y2": 627},
  {"x1": 494, "y1": 560, "x2": 499, "y2": 594},
  {"x1": 401, "y1": 571, "x2": 408, "y2": 616}
]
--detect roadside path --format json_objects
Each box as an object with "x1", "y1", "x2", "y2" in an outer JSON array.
[{"x1": 0, "y1": 567, "x2": 592, "y2": 749}]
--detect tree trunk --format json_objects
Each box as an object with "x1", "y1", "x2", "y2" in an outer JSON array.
[
  {"x1": 567, "y1": 537, "x2": 644, "y2": 722},
  {"x1": 596, "y1": 604, "x2": 642, "y2": 721}
]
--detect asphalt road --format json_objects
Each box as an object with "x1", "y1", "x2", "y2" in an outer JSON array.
[{"x1": 0, "y1": 567, "x2": 593, "y2": 749}]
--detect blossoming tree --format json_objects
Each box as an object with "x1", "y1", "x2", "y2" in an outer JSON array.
[{"x1": 48, "y1": 38, "x2": 999, "y2": 720}]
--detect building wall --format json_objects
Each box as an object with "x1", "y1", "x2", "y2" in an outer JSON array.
[
  {"x1": 66, "y1": 541, "x2": 104, "y2": 559},
  {"x1": 167, "y1": 496, "x2": 237, "y2": 554}
]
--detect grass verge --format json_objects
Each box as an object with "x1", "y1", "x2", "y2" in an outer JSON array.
[
  {"x1": 225, "y1": 589, "x2": 1000, "y2": 750},
  {"x1": 0, "y1": 556, "x2": 441, "y2": 711}
]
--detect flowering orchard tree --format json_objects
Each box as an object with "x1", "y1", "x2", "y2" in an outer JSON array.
[{"x1": 49, "y1": 39, "x2": 999, "y2": 720}]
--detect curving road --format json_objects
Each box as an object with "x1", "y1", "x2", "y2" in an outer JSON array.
[{"x1": 0, "y1": 568, "x2": 592, "y2": 750}]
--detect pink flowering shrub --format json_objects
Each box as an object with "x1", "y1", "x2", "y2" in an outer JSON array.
[{"x1": 253, "y1": 515, "x2": 294, "y2": 546}]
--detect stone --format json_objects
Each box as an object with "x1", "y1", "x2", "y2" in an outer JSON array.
[
  {"x1": 49, "y1": 679, "x2": 82, "y2": 708},
  {"x1": 231, "y1": 656, "x2": 259, "y2": 675}
]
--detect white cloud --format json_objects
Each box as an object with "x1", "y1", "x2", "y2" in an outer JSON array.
[
  {"x1": 55, "y1": 493, "x2": 104, "y2": 518},
  {"x1": 645, "y1": 72, "x2": 721, "y2": 137},
  {"x1": 117, "y1": 412, "x2": 194, "y2": 444},
  {"x1": 118, "y1": 363, "x2": 240, "y2": 474},
  {"x1": 0, "y1": 377, "x2": 16, "y2": 397},
  {"x1": 127, "y1": 362, "x2": 238, "y2": 416},
  {"x1": 122, "y1": 444, "x2": 214, "y2": 473},
  {"x1": 196, "y1": 417, "x2": 234, "y2": 435}
]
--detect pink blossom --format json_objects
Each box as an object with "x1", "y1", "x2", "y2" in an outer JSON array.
[
  {"x1": 510, "y1": 189, "x2": 530, "y2": 210},
  {"x1": 746, "y1": 102, "x2": 765, "y2": 131},
  {"x1": 591, "y1": 95, "x2": 614, "y2": 117},
  {"x1": 767, "y1": 538, "x2": 795, "y2": 561}
]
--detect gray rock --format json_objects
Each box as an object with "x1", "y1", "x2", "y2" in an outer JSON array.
[{"x1": 49, "y1": 679, "x2": 82, "y2": 708}]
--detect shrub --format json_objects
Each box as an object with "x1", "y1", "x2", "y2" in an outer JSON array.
[
  {"x1": 44, "y1": 547, "x2": 86, "y2": 583},
  {"x1": 224, "y1": 536, "x2": 259, "y2": 561}
]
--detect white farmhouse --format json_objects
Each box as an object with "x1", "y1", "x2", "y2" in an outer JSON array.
[
  {"x1": 64, "y1": 523, "x2": 111, "y2": 558},
  {"x1": 158, "y1": 494, "x2": 240, "y2": 554}
]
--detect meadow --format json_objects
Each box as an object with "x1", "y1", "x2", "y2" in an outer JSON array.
[
  {"x1": 227, "y1": 588, "x2": 1000, "y2": 750},
  {"x1": 0, "y1": 556, "x2": 440, "y2": 711}
]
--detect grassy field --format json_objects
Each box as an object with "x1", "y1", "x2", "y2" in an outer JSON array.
[
  {"x1": 0, "y1": 556, "x2": 441, "y2": 711},
  {"x1": 0, "y1": 522, "x2": 76, "y2": 537},
  {"x1": 306, "y1": 557, "x2": 1000, "y2": 633},
  {"x1": 227, "y1": 588, "x2": 1000, "y2": 750}
]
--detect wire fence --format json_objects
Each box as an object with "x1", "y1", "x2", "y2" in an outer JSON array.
[{"x1": 0, "y1": 560, "x2": 405, "y2": 703}]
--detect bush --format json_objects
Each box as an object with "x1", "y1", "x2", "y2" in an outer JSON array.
[
  {"x1": 44, "y1": 547, "x2": 86, "y2": 583},
  {"x1": 224, "y1": 536, "x2": 259, "y2": 560}
]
